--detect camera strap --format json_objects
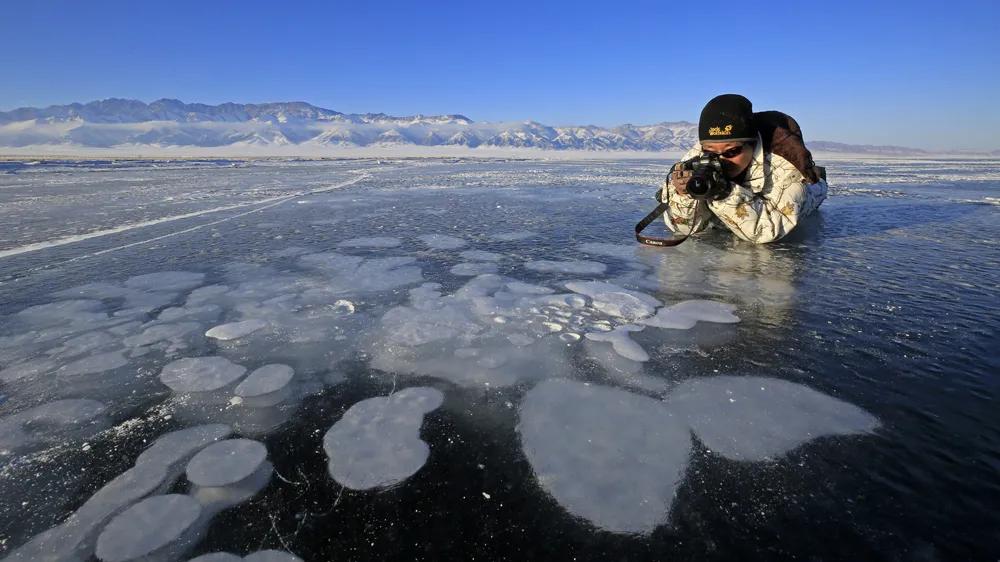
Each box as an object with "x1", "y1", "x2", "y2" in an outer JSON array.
[{"x1": 635, "y1": 202, "x2": 689, "y2": 247}]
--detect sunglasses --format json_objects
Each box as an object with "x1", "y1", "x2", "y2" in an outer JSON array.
[{"x1": 703, "y1": 144, "x2": 748, "y2": 159}]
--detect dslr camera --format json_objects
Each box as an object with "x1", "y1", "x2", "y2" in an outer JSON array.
[{"x1": 674, "y1": 153, "x2": 732, "y2": 201}]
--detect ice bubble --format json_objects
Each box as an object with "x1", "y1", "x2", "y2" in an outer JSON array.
[
  {"x1": 379, "y1": 301, "x2": 483, "y2": 347},
  {"x1": 158, "y1": 304, "x2": 223, "y2": 324},
  {"x1": 506, "y1": 334, "x2": 534, "y2": 347},
  {"x1": 504, "y1": 282, "x2": 554, "y2": 295},
  {"x1": 59, "y1": 351, "x2": 129, "y2": 377},
  {"x1": 17, "y1": 299, "x2": 107, "y2": 326},
  {"x1": 205, "y1": 319, "x2": 267, "y2": 341},
  {"x1": 640, "y1": 300, "x2": 740, "y2": 329},
  {"x1": 299, "y1": 252, "x2": 423, "y2": 294},
  {"x1": 418, "y1": 234, "x2": 468, "y2": 250},
  {"x1": 4, "y1": 424, "x2": 233, "y2": 562},
  {"x1": 585, "y1": 325, "x2": 649, "y2": 362},
  {"x1": 124, "y1": 271, "x2": 205, "y2": 293},
  {"x1": 121, "y1": 290, "x2": 178, "y2": 312},
  {"x1": 186, "y1": 285, "x2": 231, "y2": 305},
  {"x1": 186, "y1": 439, "x2": 268, "y2": 487},
  {"x1": 450, "y1": 262, "x2": 499, "y2": 276},
  {"x1": 565, "y1": 281, "x2": 661, "y2": 321},
  {"x1": 0, "y1": 399, "x2": 109, "y2": 453},
  {"x1": 234, "y1": 364, "x2": 295, "y2": 407},
  {"x1": 95, "y1": 494, "x2": 202, "y2": 562},
  {"x1": 524, "y1": 260, "x2": 607, "y2": 275},
  {"x1": 491, "y1": 231, "x2": 536, "y2": 242},
  {"x1": 124, "y1": 322, "x2": 202, "y2": 347},
  {"x1": 159, "y1": 357, "x2": 247, "y2": 393},
  {"x1": 338, "y1": 236, "x2": 402, "y2": 248},
  {"x1": 323, "y1": 387, "x2": 444, "y2": 490},
  {"x1": 559, "y1": 332, "x2": 581, "y2": 342},
  {"x1": 331, "y1": 299, "x2": 355, "y2": 314},
  {"x1": 48, "y1": 331, "x2": 118, "y2": 359},
  {"x1": 189, "y1": 554, "x2": 243, "y2": 562},
  {"x1": 665, "y1": 376, "x2": 880, "y2": 461},
  {"x1": 459, "y1": 250, "x2": 504, "y2": 262},
  {"x1": 541, "y1": 322, "x2": 563, "y2": 333},
  {"x1": 518, "y1": 379, "x2": 691, "y2": 534}
]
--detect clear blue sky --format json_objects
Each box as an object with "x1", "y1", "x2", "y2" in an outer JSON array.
[{"x1": 2, "y1": 0, "x2": 998, "y2": 150}]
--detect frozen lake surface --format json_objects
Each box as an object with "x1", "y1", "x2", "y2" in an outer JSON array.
[{"x1": 0, "y1": 157, "x2": 997, "y2": 560}]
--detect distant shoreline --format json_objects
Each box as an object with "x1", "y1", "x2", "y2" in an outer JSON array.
[{"x1": 2, "y1": 146, "x2": 996, "y2": 162}]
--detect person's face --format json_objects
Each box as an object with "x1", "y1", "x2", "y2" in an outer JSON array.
[{"x1": 702, "y1": 141, "x2": 753, "y2": 179}]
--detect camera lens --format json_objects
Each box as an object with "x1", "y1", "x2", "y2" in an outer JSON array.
[{"x1": 687, "y1": 176, "x2": 709, "y2": 197}]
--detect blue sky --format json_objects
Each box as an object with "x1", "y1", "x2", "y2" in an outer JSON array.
[{"x1": 2, "y1": 0, "x2": 998, "y2": 150}]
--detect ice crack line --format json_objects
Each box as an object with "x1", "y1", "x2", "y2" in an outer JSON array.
[{"x1": 0, "y1": 174, "x2": 369, "y2": 261}]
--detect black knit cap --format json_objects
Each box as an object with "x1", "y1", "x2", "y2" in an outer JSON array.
[{"x1": 698, "y1": 94, "x2": 757, "y2": 143}]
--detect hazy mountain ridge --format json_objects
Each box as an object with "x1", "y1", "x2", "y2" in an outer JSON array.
[{"x1": 0, "y1": 99, "x2": 986, "y2": 155}]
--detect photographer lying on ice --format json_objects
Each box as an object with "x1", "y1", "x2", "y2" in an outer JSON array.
[{"x1": 661, "y1": 94, "x2": 828, "y2": 243}]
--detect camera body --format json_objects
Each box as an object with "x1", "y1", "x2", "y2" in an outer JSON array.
[{"x1": 676, "y1": 153, "x2": 732, "y2": 201}]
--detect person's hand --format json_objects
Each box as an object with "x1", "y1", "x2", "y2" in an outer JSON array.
[{"x1": 670, "y1": 162, "x2": 692, "y2": 196}]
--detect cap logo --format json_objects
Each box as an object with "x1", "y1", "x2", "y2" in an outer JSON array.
[{"x1": 708, "y1": 124, "x2": 733, "y2": 136}]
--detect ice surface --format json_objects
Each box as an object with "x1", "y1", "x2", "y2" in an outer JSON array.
[
  {"x1": 234, "y1": 364, "x2": 295, "y2": 407},
  {"x1": 337, "y1": 236, "x2": 402, "y2": 248},
  {"x1": 123, "y1": 271, "x2": 205, "y2": 293},
  {"x1": 298, "y1": 252, "x2": 423, "y2": 293},
  {"x1": 565, "y1": 281, "x2": 661, "y2": 321},
  {"x1": 205, "y1": 319, "x2": 267, "y2": 341},
  {"x1": 159, "y1": 357, "x2": 248, "y2": 393},
  {"x1": 585, "y1": 325, "x2": 649, "y2": 362},
  {"x1": 3, "y1": 425, "x2": 232, "y2": 562},
  {"x1": 124, "y1": 322, "x2": 201, "y2": 347},
  {"x1": 190, "y1": 552, "x2": 302, "y2": 562},
  {"x1": 524, "y1": 260, "x2": 607, "y2": 275},
  {"x1": 0, "y1": 399, "x2": 108, "y2": 453},
  {"x1": 323, "y1": 387, "x2": 444, "y2": 490},
  {"x1": 186, "y1": 439, "x2": 268, "y2": 487},
  {"x1": 665, "y1": 376, "x2": 880, "y2": 461},
  {"x1": 577, "y1": 242, "x2": 641, "y2": 260},
  {"x1": 95, "y1": 494, "x2": 202, "y2": 561},
  {"x1": 418, "y1": 234, "x2": 468, "y2": 249},
  {"x1": 157, "y1": 304, "x2": 223, "y2": 324},
  {"x1": 459, "y1": 250, "x2": 504, "y2": 262},
  {"x1": 0, "y1": 357, "x2": 58, "y2": 382},
  {"x1": 518, "y1": 379, "x2": 691, "y2": 534},
  {"x1": 368, "y1": 277, "x2": 576, "y2": 387},
  {"x1": 450, "y1": 262, "x2": 499, "y2": 276},
  {"x1": 491, "y1": 231, "x2": 536, "y2": 241},
  {"x1": 640, "y1": 300, "x2": 740, "y2": 329},
  {"x1": 504, "y1": 281, "x2": 555, "y2": 295},
  {"x1": 58, "y1": 351, "x2": 129, "y2": 377}
]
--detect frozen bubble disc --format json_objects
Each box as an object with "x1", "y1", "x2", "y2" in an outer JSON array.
[
  {"x1": 186, "y1": 438, "x2": 268, "y2": 487},
  {"x1": 95, "y1": 494, "x2": 202, "y2": 562},
  {"x1": 159, "y1": 356, "x2": 247, "y2": 393},
  {"x1": 205, "y1": 319, "x2": 267, "y2": 341},
  {"x1": 123, "y1": 271, "x2": 205, "y2": 293},
  {"x1": 235, "y1": 364, "x2": 294, "y2": 398}
]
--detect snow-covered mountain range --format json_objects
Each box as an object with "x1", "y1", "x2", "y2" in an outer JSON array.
[{"x1": 0, "y1": 99, "x2": 982, "y2": 156}]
